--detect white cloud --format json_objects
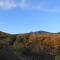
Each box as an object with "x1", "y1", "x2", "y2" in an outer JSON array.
[
  {"x1": 19, "y1": 0, "x2": 28, "y2": 8},
  {"x1": 34, "y1": 4, "x2": 60, "y2": 12},
  {"x1": 0, "y1": 0, "x2": 17, "y2": 9},
  {"x1": 19, "y1": 0, "x2": 59, "y2": 12},
  {"x1": 0, "y1": 0, "x2": 60, "y2": 12}
]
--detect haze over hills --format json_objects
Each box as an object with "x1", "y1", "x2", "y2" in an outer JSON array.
[
  {"x1": 0, "y1": 31, "x2": 10, "y2": 35},
  {"x1": 0, "y1": 30, "x2": 52, "y2": 34}
]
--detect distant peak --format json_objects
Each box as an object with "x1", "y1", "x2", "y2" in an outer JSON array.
[{"x1": 30, "y1": 30, "x2": 50, "y2": 34}]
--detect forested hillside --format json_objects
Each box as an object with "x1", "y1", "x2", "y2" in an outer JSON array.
[{"x1": 0, "y1": 31, "x2": 60, "y2": 60}]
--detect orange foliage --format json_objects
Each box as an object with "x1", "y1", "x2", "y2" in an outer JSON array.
[
  {"x1": 29, "y1": 33, "x2": 60, "y2": 47},
  {"x1": 41, "y1": 34, "x2": 60, "y2": 47}
]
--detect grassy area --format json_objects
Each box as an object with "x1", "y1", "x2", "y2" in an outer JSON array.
[{"x1": 55, "y1": 55, "x2": 60, "y2": 60}]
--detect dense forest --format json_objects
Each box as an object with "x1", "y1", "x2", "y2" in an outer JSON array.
[{"x1": 0, "y1": 31, "x2": 60, "y2": 60}]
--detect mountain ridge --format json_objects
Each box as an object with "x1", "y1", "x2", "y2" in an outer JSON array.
[{"x1": 0, "y1": 30, "x2": 53, "y2": 34}]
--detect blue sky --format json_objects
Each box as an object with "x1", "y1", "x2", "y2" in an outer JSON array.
[{"x1": 0, "y1": 0, "x2": 60, "y2": 34}]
